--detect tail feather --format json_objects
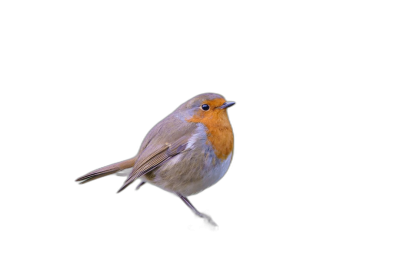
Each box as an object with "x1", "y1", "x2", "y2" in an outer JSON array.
[{"x1": 76, "y1": 157, "x2": 137, "y2": 184}]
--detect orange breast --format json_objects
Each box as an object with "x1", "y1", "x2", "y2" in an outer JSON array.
[{"x1": 187, "y1": 98, "x2": 234, "y2": 160}]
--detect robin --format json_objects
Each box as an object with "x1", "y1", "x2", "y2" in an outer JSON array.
[{"x1": 76, "y1": 93, "x2": 235, "y2": 226}]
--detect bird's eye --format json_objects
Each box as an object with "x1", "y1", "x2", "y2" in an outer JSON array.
[{"x1": 201, "y1": 104, "x2": 210, "y2": 111}]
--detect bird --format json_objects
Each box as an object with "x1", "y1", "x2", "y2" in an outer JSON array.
[{"x1": 76, "y1": 93, "x2": 235, "y2": 226}]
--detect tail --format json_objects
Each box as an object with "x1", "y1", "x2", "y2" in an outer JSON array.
[{"x1": 76, "y1": 157, "x2": 137, "y2": 184}]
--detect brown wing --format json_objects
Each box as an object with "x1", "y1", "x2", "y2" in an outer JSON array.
[{"x1": 116, "y1": 136, "x2": 189, "y2": 193}]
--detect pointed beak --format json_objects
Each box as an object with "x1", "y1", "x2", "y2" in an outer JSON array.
[{"x1": 219, "y1": 101, "x2": 235, "y2": 109}]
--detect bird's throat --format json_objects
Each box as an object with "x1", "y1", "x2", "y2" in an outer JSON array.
[{"x1": 188, "y1": 110, "x2": 234, "y2": 160}]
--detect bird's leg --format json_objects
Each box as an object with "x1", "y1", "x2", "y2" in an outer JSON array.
[{"x1": 177, "y1": 194, "x2": 217, "y2": 227}]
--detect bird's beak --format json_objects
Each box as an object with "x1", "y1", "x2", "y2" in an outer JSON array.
[{"x1": 219, "y1": 101, "x2": 235, "y2": 109}]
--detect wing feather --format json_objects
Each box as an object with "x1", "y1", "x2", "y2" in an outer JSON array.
[{"x1": 117, "y1": 137, "x2": 189, "y2": 193}]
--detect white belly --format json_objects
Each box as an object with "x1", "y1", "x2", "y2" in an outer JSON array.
[
  {"x1": 124, "y1": 123, "x2": 233, "y2": 196},
  {"x1": 177, "y1": 152, "x2": 233, "y2": 196}
]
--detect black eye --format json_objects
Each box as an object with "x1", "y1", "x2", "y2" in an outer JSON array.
[{"x1": 201, "y1": 104, "x2": 210, "y2": 111}]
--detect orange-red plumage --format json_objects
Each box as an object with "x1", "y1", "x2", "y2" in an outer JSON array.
[
  {"x1": 76, "y1": 93, "x2": 235, "y2": 226},
  {"x1": 187, "y1": 98, "x2": 234, "y2": 160}
]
